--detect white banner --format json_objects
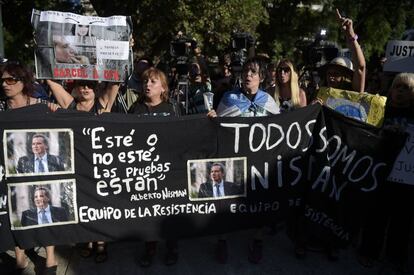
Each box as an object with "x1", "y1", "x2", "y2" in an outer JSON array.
[
  {"x1": 387, "y1": 124, "x2": 414, "y2": 185},
  {"x1": 39, "y1": 10, "x2": 127, "y2": 26}
]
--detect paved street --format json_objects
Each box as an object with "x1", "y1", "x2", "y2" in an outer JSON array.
[{"x1": 1, "y1": 226, "x2": 413, "y2": 275}]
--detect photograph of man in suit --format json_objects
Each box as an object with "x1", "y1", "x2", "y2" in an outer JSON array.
[
  {"x1": 21, "y1": 186, "x2": 68, "y2": 226},
  {"x1": 198, "y1": 163, "x2": 243, "y2": 198},
  {"x1": 16, "y1": 134, "x2": 64, "y2": 174}
]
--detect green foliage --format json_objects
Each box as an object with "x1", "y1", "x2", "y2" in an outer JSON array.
[
  {"x1": 2, "y1": 0, "x2": 413, "y2": 67},
  {"x1": 90, "y1": 0, "x2": 268, "y2": 57},
  {"x1": 2, "y1": 0, "x2": 82, "y2": 65}
]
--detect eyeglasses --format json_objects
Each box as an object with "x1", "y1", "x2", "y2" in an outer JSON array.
[
  {"x1": 277, "y1": 67, "x2": 291, "y2": 74},
  {"x1": 0, "y1": 77, "x2": 21, "y2": 85}
]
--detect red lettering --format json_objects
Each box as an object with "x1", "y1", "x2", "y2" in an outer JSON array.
[
  {"x1": 103, "y1": 70, "x2": 120, "y2": 81},
  {"x1": 93, "y1": 69, "x2": 99, "y2": 79}
]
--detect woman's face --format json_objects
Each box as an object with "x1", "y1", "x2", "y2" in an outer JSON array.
[
  {"x1": 77, "y1": 25, "x2": 89, "y2": 36},
  {"x1": 326, "y1": 66, "x2": 347, "y2": 88},
  {"x1": 54, "y1": 36, "x2": 77, "y2": 63},
  {"x1": 1, "y1": 71, "x2": 24, "y2": 98},
  {"x1": 390, "y1": 82, "x2": 412, "y2": 107},
  {"x1": 277, "y1": 63, "x2": 291, "y2": 85},
  {"x1": 75, "y1": 81, "x2": 96, "y2": 102},
  {"x1": 242, "y1": 63, "x2": 261, "y2": 94},
  {"x1": 143, "y1": 75, "x2": 164, "y2": 101}
]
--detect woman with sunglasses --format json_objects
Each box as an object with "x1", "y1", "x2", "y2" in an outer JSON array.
[
  {"x1": 273, "y1": 59, "x2": 307, "y2": 112},
  {"x1": 46, "y1": 79, "x2": 119, "y2": 263},
  {"x1": 46, "y1": 79, "x2": 119, "y2": 114},
  {"x1": 1, "y1": 62, "x2": 60, "y2": 274},
  {"x1": 0, "y1": 62, "x2": 59, "y2": 111}
]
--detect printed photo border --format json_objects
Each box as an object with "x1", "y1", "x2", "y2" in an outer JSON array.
[
  {"x1": 187, "y1": 157, "x2": 247, "y2": 201},
  {"x1": 3, "y1": 128, "x2": 75, "y2": 178},
  {"x1": 8, "y1": 179, "x2": 78, "y2": 230}
]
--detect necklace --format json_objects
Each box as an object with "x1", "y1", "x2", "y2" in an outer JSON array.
[{"x1": 7, "y1": 95, "x2": 30, "y2": 110}]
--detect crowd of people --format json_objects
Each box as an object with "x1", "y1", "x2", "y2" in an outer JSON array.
[{"x1": 1, "y1": 9, "x2": 413, "y2": 275}]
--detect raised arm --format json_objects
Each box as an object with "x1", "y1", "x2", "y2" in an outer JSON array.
[
  {"x1": 46, "y1": 80, "x2": 75, "y2": 109},
  {"x1": 336, "y1": 9, "x2": 366, "y2": 93},
  {"x1": 98, "y1": 82, "x2": 120, "y2": 113}
]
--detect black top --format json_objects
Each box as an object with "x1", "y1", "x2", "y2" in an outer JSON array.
[
  {"x1": 129, "y1": 100, "x2": 181, "y2": 117},
  {"x1": 384, "y1": 105, "x2": 413, "y2": 126},
  {"x1": 68, "y1": 99, "x2": 104, "y2": 114}
]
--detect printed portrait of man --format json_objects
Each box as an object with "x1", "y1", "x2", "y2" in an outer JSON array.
[
  {"x1": 198, "y1": 163, "x2": 243, "y2": 198},
  {"x1": 21, "y1": 186, "x2": 68, "y2": 226},
  {"x1": 16, "y1": 134, "x2": 65, "y2": 174}
]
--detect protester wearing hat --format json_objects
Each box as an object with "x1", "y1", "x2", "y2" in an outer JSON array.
[{"x1": 324, "y1": 9, "x2": 366, "y2": 93}]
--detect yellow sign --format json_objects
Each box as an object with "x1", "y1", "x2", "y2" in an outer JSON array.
[{"x1": 317, "y1": 87, "x2": 387, "y2": 127}]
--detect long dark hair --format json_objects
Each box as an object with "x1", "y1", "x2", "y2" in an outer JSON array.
[{"x1": 1, "y1": 62, "x2": 35, "y2": 96}]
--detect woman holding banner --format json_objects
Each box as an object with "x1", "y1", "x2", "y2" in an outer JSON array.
[
  {"x1": 129, "y1": 67, "x2": 181, "y2": 266},
  {"x1": 46, "y1": 79, "x2": 120, "y2": 263},
  {"x1": 0, "y1": 62, "x2": 60, "y2": 274},
  {"x1": 358, "y1": 73, "x2": 414, "y2": 273}
]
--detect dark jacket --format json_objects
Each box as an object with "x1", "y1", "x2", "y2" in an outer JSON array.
[
  {"x1": 17, "y1": 154, "x2": 64, "y2": 174},
  {"x1": 21, "y1": 206, "x2": 69, "y2": 226},
  {"x1": 198, "y1": 181, "x2": 242, "y2": 198}
]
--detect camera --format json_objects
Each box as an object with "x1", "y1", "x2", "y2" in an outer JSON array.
[
  {"x1": 302, "y1": 29, "x2": 339, "y2": 68},
  {"x1": 170, "y1": 34, "x2": 197, "y2": 76},
  {"x1": 229, "y1": 32, "x2": 255, "y2": 73}
]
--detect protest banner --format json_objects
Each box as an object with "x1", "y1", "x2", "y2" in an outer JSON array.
[
  {"x1": 31, "y1": 9, "x2": 133, "y2": 82},
  {"x1": 0, "y1": 104, "x2": 404, "y2": 251},
  {"x1": 317, "y1": 87, "x2": 387, "y2": 127},
  {"x1": 383, "y1": 40, "x2": 414, "y2": 73}
]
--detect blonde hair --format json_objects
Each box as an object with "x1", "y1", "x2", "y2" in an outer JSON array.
[
  {"x1": 141, "y1": 68, "x2": 169, "y2": 103},
  {"x1": 274, "y1": 59, "x2": 301, "y2": 108},
  {"x1": 389, "y1": 73, "x2": 414, "y2": 106}
]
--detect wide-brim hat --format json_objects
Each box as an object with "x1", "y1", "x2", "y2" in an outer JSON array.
[
  {"x1": 319, "y1": 56, "x2": 354, "y2": 78},
  {"x1": 325, "y1": 56, "x2": 354, "y2": 76}
]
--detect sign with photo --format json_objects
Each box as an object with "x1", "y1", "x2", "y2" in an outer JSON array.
[{"x1": 31, "y1": 9, "x2": 133, "y2": 82}]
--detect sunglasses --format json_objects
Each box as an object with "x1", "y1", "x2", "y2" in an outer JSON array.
[
  {"x1": 76, "y1": 81, "x2": 97, "y2": 89},
  {"x1": 0, "y1": 77, "x2": 21, "y2": 85},
  {"x1": 277, "y1": 67, "x2": 291, "y2": 73}
]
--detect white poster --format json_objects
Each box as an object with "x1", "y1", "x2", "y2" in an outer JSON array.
[
  {"x1": 383, "y1": 40, "x2": 414, "y2": 73},
  {"x1": 387, "y1": 124, "x2": 414, "y2": 185}
]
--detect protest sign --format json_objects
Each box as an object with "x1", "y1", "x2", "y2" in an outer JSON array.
[
  {"x1": 0, "y1": 105, "x2": 404, "y2": 251},
  {"x1": 31, "y1": 9, "x2": 133, "y2": 82},
  {"x1": 387, "y1": 124, "x2": 414, "y2": 185},
  {"x1": 384, "y1": 40, "x2": 414, "y2": 73}
]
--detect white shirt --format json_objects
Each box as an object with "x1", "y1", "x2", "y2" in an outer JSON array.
[
  {"x1": 34, "y1": 154, "x2": 49, "y2": 173},
  {"x1": 213, "y1": 180, "x2": 225, "y2": 197},
  {"x1": 37, "y1": 205, "x2": 52, "y2": 224}
]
